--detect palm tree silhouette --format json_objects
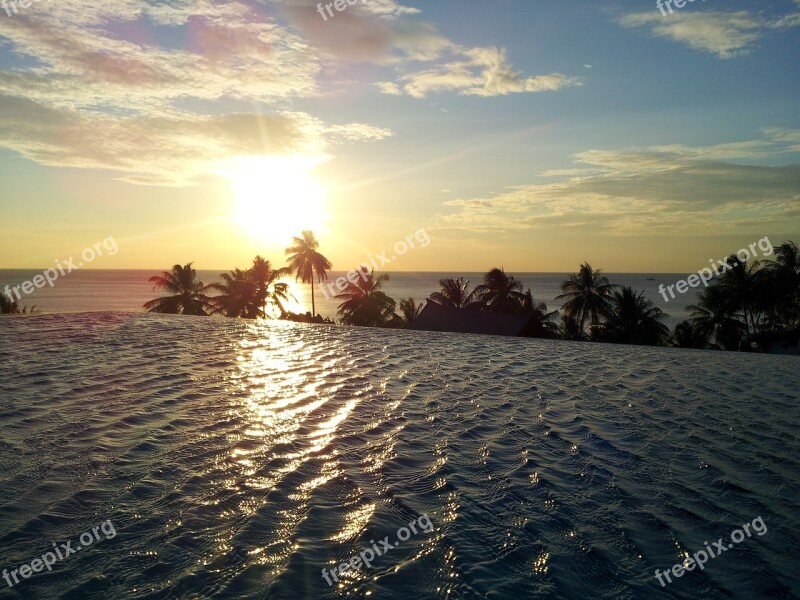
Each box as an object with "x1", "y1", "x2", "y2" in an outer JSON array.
[
  {"x1": 144, "y1": 263, "x2": 210, "y2": 315},
  {"x1": 768, "y1": 241, "x2": 800, "y2": 328},
  {"x1": 602, "y1": 286, "x2": 669, "y2": 346},
  {"x1": 286, "y1": 230, "x2": 332, "y2": 317},
  {"x1": 556, "y1": 263, "x2": 617, "y2": 332},
  {"x1": 208, "y1": 268, "x2": 255, "y2": 318},
  {"x1": 475, "y1": 267, "x2": 526, "y2": 313},
  {"x1": 428, "y1": 277, "x2": 480, "y2": 309},
  {"x1": 672, "y1": 320, "x2": 709, "y2": 349},
  {"x1": 250, "y1": 256, "x2": 292, "y2": 317},
  {"x1": 207, "y1": 258, "x2": 290, "y2": 319},
  {"x1": 398, "y1": 297, "x2": 423, "y2": 327},
  {"x1": 519, "y1": 289, "x2": 559, "y2": 337},
  {"x1": 335, "y1": 267, "x2": 396, "y2": 327},
  {"x1": 713, "y1": 254, "x2": 769, "y2": 337},
  {"x1": 559, "y1": 313, "x2": 587, "y2": 341},
  {"x1": 688, "y1": 284, "x2": 746, "y2": 350}
]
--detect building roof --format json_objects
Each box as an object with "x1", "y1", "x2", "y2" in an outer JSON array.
[{"x1": 411, "y1": 301, "x2": 534, "y2": 337}]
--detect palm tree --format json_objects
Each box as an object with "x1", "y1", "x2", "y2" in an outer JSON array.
[
  {"x1": 249, "y1": 256, "x2": 292, "y2": 317},
  {"x1": 556, "y1": 263, "x2": 618, "y2": 332},
  {"x1": 559, "y1": 313, "x2": 587, "y2": 341},
  {"x1": 715, "y1": 254, "x2": 766, "y2": 337},
  {"x1": 428, "y1": 277, "x2": 480, "y2": 309},
  {"x1": 144, "y1": 263, "x2": 210, "y2": 315},
  {"x1": 672, "y1": 320, "x2": 709, "y2": 349},
  {"x1": 208, "y1": 257, "x2": 291, "y2": 319},
  {"x1": 474, "y1": 267, "x2": 526, "y2": 313},
  {"x1": 398, "y1": 297, "x2": 423, "y2": 328},
  {"x1": 335, "y1": 267, "x2": 396, "y2": 327},
  {"x1": 285, "y1": 230, "x2": 332, "y2": 317},
  {"x1": 768, "y1": 241, "x2": 800, "y2": 328},
  {"x1": 208, "y1": 268, "x2": 256, "y2": 318},
  {"x1": 602, "y1": 286, "x2": 670, "y2": 346},
  {"x1": 519, "y1": 289, "x2": 559, "y2": 338},
  {"x1": 773, "y1": 240, "x2": 800, "y2": 278},
  {"x1": 688, "y1": 284, "x2": 746, "y2": 350}
]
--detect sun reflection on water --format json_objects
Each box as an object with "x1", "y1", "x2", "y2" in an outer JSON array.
[{"x1": 221, "y1": 321, "x2": 370, "y2": 559}]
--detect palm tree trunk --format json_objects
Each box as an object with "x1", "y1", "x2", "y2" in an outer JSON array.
[{"x1": 311, "y1": 282, "x2": 316, "y2": 316}]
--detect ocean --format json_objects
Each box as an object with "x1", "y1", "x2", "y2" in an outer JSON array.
[
  {"x1": 0, "y1": 314, "x2": 797, "y2": 599},
  {"x1": 0, "y1": 270, "x2": 699, "y2": 328}
]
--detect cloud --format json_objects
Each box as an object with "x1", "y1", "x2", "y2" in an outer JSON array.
[
  {"x1": 618, "y1": 6, "x2": 800, "y2": 59},
  {"x1": 277, "y1": 0, "x2": 420, "y2": 20},
  {"x1": 0, "y1": 1, "x2": 321, "y2": 109},
  {"x1": 0, "y1": 95, "x2": 389, "y2": 186},
  {"x1": 0, "y1": 0, "x2": 400, "y2": 184},
  {"x1": 439, "y1": 131, "x2": 800, "y2": 235},
  {"x1": 772, "y1": 0, "x2": 800, "y2": 28},
  {"x1": 387, "y1": 21, "x2": 456, "y2": 63},
  {"x1": 278, "y1": 0, "x2": 396, "y2": 62},
  {"x1": 374, "y1": 81, "x2": 403, "y2": 95},
  {"x1": 0, "y1": 0, "x2": 580, "y2": 183},
  {"x1": 380, "y1": 47, "x2": 581, "y2": 98},
  {"x1": 361, "y1": 19, "x2": 581, "y2": 98},
  {"x1": 618, "y1": 11, "x2": 763, "y2": 59}
]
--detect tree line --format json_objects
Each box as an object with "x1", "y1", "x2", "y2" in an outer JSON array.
[
  {"x1": 6, "y1": 230, "x2": 795, "y2": 352},
  {"x1": 130, "y1": 234, "x2": 797, "y2": 352}
]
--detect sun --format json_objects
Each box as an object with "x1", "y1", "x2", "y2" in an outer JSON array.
[{"x1": 223, "y1": 155, "x2": 327, "y2": 242}]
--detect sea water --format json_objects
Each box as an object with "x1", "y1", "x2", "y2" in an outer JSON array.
[{"x1": 0, "y1": 314, "x2": 797, "y2": 599}]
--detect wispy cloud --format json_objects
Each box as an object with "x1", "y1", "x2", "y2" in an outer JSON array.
[
  {"x1": 439, "y1": 131, "x2": 800, "y2": 235},
  {"x1": 0, "y1": 95, "x2": 390, "y2": 186},
  {"x1": 403, "y1": 47, "x2": 579, "y2": 98},
  {"x1": 0, "y1": 1, "x2": 322, "y2": 107},
  {"x1": 618, "y1": 7, "x2": 800, "y2": 59},
  {"x1": 0, "y1": 0, "x2": 399, "y2": 184},
  {"x1": 378, "y1": 45, "x2": 580, "y2": 98},
  {"x1": 773, "y1": 0, "x2": 800, "y2": 28},
  {"x1": 0, "y1": 0, "x2": 579, "y2": 184}
]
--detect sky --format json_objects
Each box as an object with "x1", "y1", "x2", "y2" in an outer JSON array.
[{"x1": 0, "y1": 0, "x2": 798, "y2": 273}]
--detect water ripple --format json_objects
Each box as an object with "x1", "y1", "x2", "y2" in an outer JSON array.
[{"x1": 0, "y1": 313, "x2": 798, "y2": 599}]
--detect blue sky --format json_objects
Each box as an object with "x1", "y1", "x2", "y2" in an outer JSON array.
[{"x1": 0, "y1": 0, "x2": 798, "y2": 271}]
